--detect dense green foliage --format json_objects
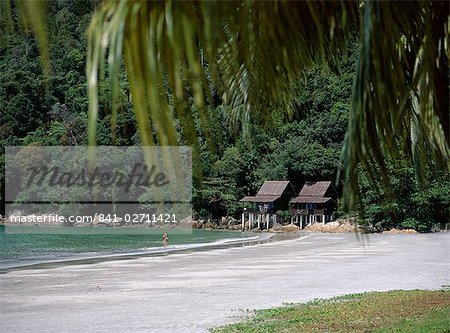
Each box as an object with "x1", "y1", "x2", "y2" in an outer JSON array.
[
  {"x1": 197, "y1": 49, "x2": 356, "y2": 218},
  {"x1": 357, "y1": 158, "x2": 449, "y2": 232},
  {"x1": 1, "y1": 2, "x2": 448, "y2": 231}
]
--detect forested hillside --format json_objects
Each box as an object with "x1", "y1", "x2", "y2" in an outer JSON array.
[{"x1": 1, "y1": 1, "x2": 448, "y2": 231}]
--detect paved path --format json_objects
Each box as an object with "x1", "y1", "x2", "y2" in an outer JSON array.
[{"x1": 1, "y1": 233, "x2": 449, "y2": 332}]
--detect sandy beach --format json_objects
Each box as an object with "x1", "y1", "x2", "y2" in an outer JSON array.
[{"x1": 1, "y1": 232, "x2": 449, "y2": 333}]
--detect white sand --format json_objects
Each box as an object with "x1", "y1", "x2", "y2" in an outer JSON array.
[{"x1": 1, "y1": 233, "x2": 449, "y2": 332}]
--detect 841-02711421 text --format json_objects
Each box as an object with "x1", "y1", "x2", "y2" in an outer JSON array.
[{"x1": 97, "y1": 213, "x2": 178, "y2": 224}]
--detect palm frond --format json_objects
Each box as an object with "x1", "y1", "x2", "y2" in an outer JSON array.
[
  {"x1": 85, "y1": 1, "x2": 354, "y2": 143},
  {"x1": 342, "y1": 1, "x2": 449, "y2": 209},
  {"x1": 17, "y1": 0, "x2": 50, "y2": 76},
  {"x1": 15, "y1": 0, "x2": 450, "y2": 210}
]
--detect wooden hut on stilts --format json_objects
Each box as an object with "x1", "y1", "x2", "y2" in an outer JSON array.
[
  {"x1": 289, "y1": 181, "x2": 338, "y2": 228},
  {"x1": 240, "y1": 181, "x2": 296, "y2": 231}
]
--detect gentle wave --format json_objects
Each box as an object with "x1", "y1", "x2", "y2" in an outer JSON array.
[
  {"x1": 143, "y1": 234, "x2": 264, "y2": 251},
  {"x1": 0, "y1": 233, "x2": 273, "y2": 272}
]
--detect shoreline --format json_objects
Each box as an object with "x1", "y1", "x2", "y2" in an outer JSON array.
[
  {"x1": 1, "y1": 224, "x2": 444, "y2": 273},
  {"x1": 1, "y1": 233, "x2": 448, "y2": 333},
  {"x1": 0, "y1": 231, "x2": 299, "y2": 274}
]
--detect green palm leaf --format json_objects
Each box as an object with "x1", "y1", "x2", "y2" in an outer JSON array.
[{"x1": 12, "y1": 0, "x2": 450, "y2": 210}]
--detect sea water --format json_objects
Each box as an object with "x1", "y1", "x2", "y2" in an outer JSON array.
[{"x1": 0, "y1": 226, "x2": 265, "y2": 271}]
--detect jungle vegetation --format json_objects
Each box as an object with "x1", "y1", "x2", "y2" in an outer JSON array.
[{"x1": 0, "y1": 1, "x2": 448, "y2": 231}]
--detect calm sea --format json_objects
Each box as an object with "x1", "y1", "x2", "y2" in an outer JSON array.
[{"x1": 0, "y1": 226, "x2": 260, "y2": 271}]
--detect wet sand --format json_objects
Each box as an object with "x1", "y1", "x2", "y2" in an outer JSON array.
[{"x1": 1, "y1": 233, "x2": 449, "y2": 332}]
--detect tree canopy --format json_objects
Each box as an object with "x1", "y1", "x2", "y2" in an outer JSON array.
[
  {"x1": 1, "y1": 0, "x2": 449, "y2": 230},
  {"x1": 81, "y1": 0, "x2": 449, "y2": 209}
]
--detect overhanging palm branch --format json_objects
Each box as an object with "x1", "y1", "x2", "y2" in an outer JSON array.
[
  {"x1": 86, "y1": 1, "x2": 355, "y2": 144},
  {"x1": 14, "y1": 0, "x2": 450, "y2": 210},
  {"x1": 343, "y1": 1, "x2": 449, "y2": 208}
]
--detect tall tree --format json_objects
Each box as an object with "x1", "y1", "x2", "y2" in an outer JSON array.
[{"x1": 7, "y1": 0, "x2": 450, "y2": 210}]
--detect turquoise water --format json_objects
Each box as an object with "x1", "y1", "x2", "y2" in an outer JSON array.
[{"x1": 0, "y1": 226, "x2": 256, "y2": 270}]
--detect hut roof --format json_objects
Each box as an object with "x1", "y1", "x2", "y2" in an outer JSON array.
[
  {"x1": 291, "y1": 195, "x2": 333, "y2": 204},
  {"x1": 298, "y1": 181, "x2": 333, "y2": 197},
  {"x1": 240, "y1": 195, "x2": 281, "y2": 203},
  {"x1": 291, "y1": 181, "x2": 337, "y2": 205},
  {"x1": 239, "y1": 181, "x2": 294, "y2": 203},
  {"x1": 256, "y1": 181, "x2": 291, "y2": 196}
]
